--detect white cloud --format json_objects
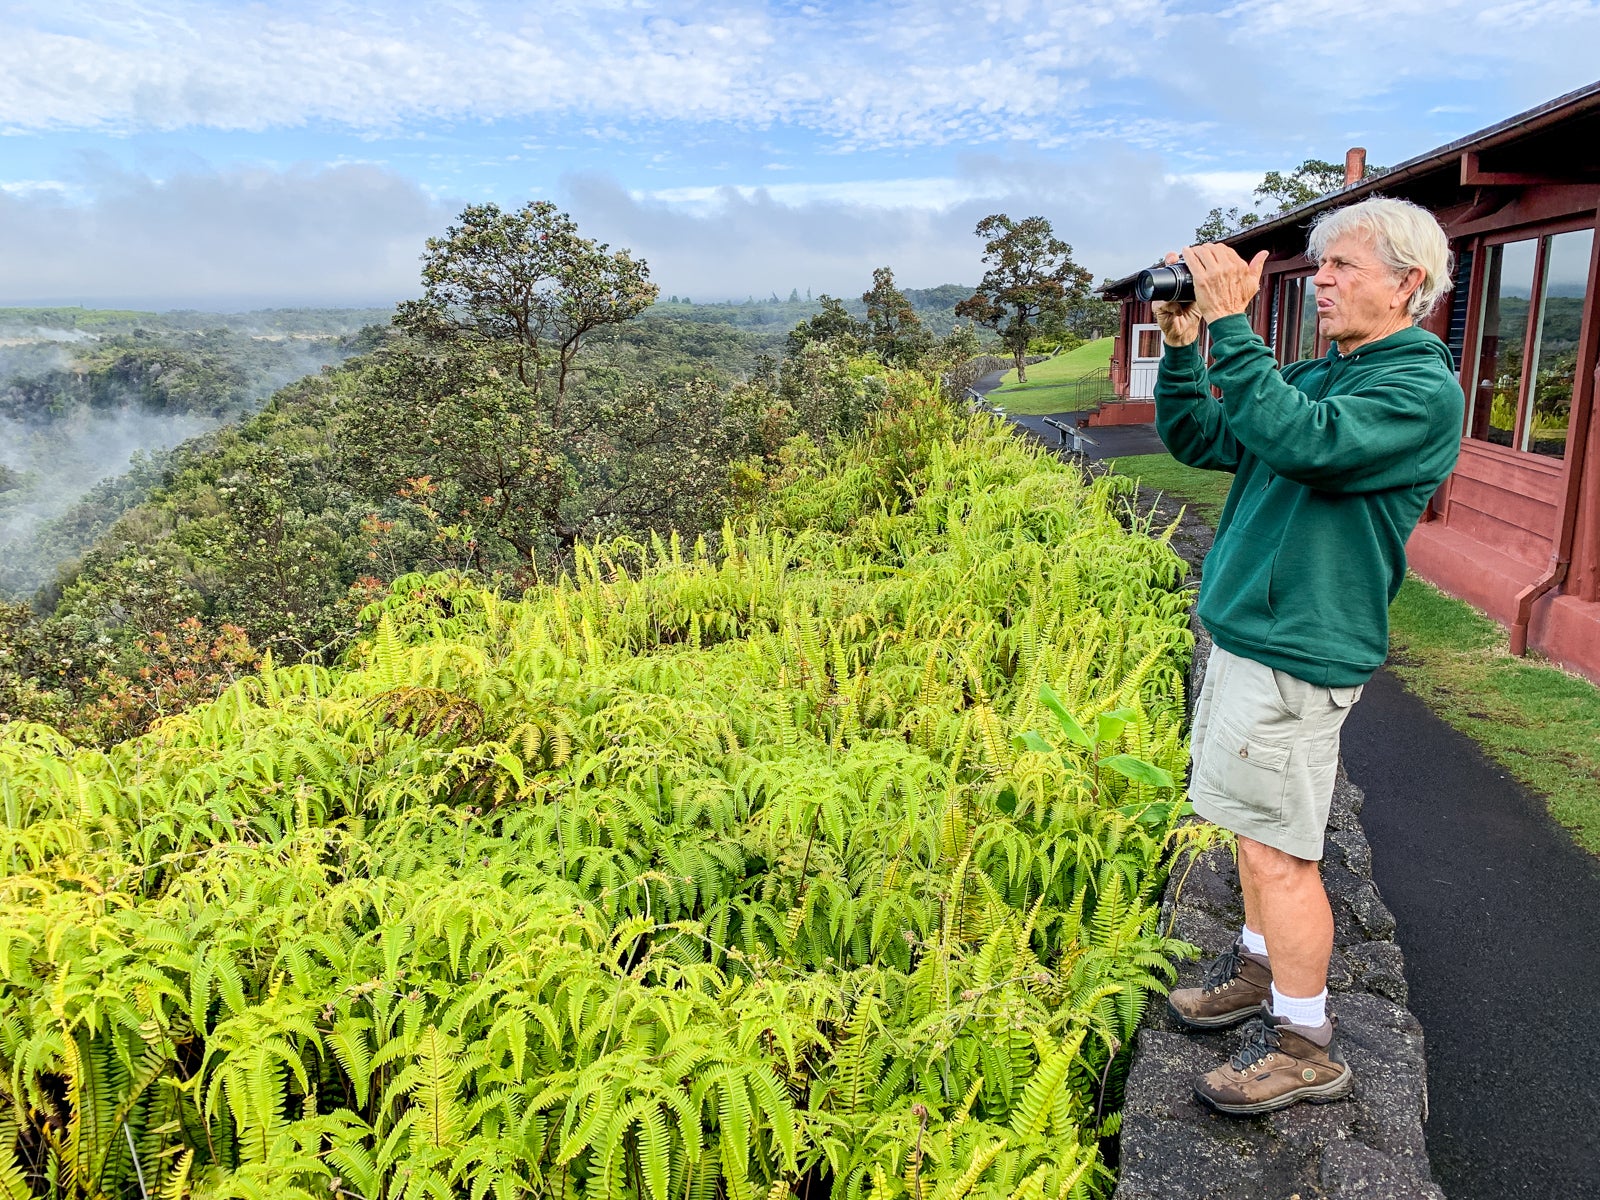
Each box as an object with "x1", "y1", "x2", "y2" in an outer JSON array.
[
  {"x1": 570, "y1": 148, "x2": 1220, "y2": 299},
  {"x1": 1163, "y1": 170, "x2": 1263, "y2": 206},
  {"x1": 0, "y1": 152, "x2": 1228, "y2": 307},
  {"x1": 7, "y1": 0, "x2": 1589, "y2": 155},
  {"x1": 0, "y1": 0, "x2": 1134, "y2": 147},
  {"x1": 1201, "y1": 0, "x2": 1600, "y2": 107},
  {"x1": 636, "y1": 178, "x2": 993, "y2": 212},
  {"x1": 0, "y1": 160, "x2": 449, "y2": 308},
  {"x1": 0, "y1": 179, "x2": 74, "y2": 197}
]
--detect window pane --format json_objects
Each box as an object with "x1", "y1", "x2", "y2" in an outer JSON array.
[
  {"x1": 1521, "y1": 229, "x2": 1592, "y2": 458},
  {"x1": 1469, "y1": 239, "x2": 1538, "y2": 447},
  {"x1": 1136, "y1": 328, "x2": 1162, "y2": 358},
  {"x1": 1296, "y1": 277, "x2": 1320, "y2": 361},
  {"x1": 1446, "y1": 247, "x2": 1473, "y2": 370},
  {"x1": 1276, "y1": 275, "x2": 1316, "y2": 363}
]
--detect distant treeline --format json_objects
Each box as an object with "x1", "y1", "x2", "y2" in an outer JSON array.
[
  {"x1": 0, "y1": 295, "x2": 978, "y2": 339},
  {"x1": 0, "y1": 285, "x2": 1114, "y2": 345},
  {"x1": 594, "y1": 285, "x2": 980, "y2": 335},
  {"x1": 0, "y1": 306, "x2": 393, "y2": 337}
]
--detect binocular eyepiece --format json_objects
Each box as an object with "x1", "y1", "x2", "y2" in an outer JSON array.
[{"x1": 1136, "y1": 261, "x2": 1196, "y2": 304}]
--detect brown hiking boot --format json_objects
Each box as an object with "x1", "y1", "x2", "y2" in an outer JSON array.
[
  {"x1": 1193, "y1": 1006, "x2": 1354, "y2": 1116},
  {"x1": 1167, "y1": 941, "x2": 1272, "y2": 1029}
]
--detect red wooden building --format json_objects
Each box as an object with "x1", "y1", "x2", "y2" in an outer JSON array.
[{"x1": 1100, "y1": 81, "x2": 1600, "y2": 684}]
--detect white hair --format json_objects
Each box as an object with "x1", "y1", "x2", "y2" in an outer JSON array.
[{"x1": 1307, "y1": 196, "x2": 1453, "y2": 320}]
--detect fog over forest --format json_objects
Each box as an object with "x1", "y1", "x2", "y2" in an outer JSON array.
[
  {"x1": 0, "y1": 311, "x2": 381, "y2": 597},
  {"x1": 0, "y1": 408, "x2": 218, "y2": 583},
  {"x1": 0, "y1": 291, "x2": 980, "y2": 602}
]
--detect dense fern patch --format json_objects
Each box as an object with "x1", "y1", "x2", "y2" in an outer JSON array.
[{"x1": 0, "y1": 380, "x2": 1212, "y2": 1199}]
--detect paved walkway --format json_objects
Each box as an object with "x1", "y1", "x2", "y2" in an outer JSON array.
[
  {"x1": 1342, "y1": 670, "x2": 1600, "y2": 1199},
  {"x1": 1004, "y1": 411, "x2": 1168, "y2": 460}
]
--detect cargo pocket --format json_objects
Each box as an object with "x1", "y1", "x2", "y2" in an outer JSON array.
[
  {"x1": 1308, "y1": 684, "x2": 1363, "y2": 767},
  {"x1": 1330, "y1": 684, "x2": 1363, "y2": 709},
  {"x1": 1203, "y1": 713, "x2": 1293, "y2": 827}
]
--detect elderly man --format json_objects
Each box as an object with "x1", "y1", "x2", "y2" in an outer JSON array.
[{"x1": 1152, "y1": 197, "x2": 1463, "y2": 1115}]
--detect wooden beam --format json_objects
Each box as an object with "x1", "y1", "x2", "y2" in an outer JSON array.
[{"x1": 1460, "y1": 150, "x2": 1572, "y2": 187}]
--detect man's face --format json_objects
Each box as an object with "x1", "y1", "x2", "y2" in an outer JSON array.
[{"x1": 1310, "y1": 231, "x2": 1418, "y2": 352}]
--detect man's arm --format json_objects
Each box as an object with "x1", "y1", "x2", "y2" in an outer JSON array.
[
  {"x1": 1154, "y1": 340, "x2": 1243, "y2": 473},
  {"x1": 1206, "y1": 315, "x2": 1441, "y2": 492}
]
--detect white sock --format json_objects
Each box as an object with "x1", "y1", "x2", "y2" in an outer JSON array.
[
  {"x1": 1270, "y1": 983, "x2": 1328, "y2": 1029},
  {"x1": 1239, "y1": 925, "x2": 1268, "y2": 958}
]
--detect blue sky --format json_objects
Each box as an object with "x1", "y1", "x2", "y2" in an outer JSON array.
[{"x1": 1, "y1": 0, "x2": 1596, "y2": 308}]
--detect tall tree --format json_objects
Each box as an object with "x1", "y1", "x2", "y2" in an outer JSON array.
[
  {"x1": 956, "y1": 215, "x2": 1092, "y2": 383},
  {"x1": 1254, "y1": 158, "x2": 1348, "y2": 212},
  {"x1": 399, "y1": 200, "x2": 658, "y2": 417},
  {"x1": 342, "y1": 202, "x2": 784, "y2": 566},
  {"x1": 1193, "y1": 206, "x2": 1261, "y2": 243},
  {"x1": 1194, "y1": 158, "x2": 1385, "y2": 241},
  {"x1": 784, "y1": 295, "x2": 862, "y2": 357},
  {"x1": 861, "y1": 266, "x2": 932, "y2": 366},
  {"x1": 355, "y1": 201, "x2": 665, "y2": 561}
]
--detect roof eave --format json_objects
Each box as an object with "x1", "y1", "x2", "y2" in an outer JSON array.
[{"x1": 1099, "y1": 77, "x2": 1600, "y2": 299}]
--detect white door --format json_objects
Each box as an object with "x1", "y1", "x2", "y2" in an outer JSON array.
[{"x1": 1129, "y1": 324, "x2": 1163, "y2": 400}]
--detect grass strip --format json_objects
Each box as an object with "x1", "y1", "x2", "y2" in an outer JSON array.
[
  {"x1": 989, "y1": 339, "x2": 1115, "y2": 415},
  {"x1": 1107, "y1": 451, "x2": 1600, "y2": 857}
]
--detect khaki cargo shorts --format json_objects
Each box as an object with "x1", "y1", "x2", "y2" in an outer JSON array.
[{"x1": 1188, "y1": 645, "x2": 1363, "y2": 861}]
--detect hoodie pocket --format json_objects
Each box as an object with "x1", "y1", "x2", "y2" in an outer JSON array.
[{"x1": 1199, "y1": 529, "x2": 1280, "y2": 639}]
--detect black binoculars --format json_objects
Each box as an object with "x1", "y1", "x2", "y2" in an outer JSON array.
[{"x1": 1136, "y1": 261, "x2": 1195, "y2": 303}]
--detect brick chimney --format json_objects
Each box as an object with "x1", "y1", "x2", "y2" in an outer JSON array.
[{"x1": 1345, "y1": 147, "x2": 1367, "y2": 186}]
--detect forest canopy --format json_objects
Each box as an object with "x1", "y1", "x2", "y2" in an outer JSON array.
[{"x1": 0, "y1": 204, "x2": 986, "y2": 745}]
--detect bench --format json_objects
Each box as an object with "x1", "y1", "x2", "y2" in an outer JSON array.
[{"x1": 1041, "y1": 417, "x2": 1097, "y2": 454}]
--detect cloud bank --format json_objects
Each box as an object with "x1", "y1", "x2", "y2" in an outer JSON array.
[
  {"x1": 0, "y1": 153, "x2": 1233, "y2": 308},
  {"x1": 0, "y1": 160, "x2": 450, "y2": 309}
]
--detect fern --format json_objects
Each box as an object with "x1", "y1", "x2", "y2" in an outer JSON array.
[{"x1": 0, "y1": 387, "x2": 1206, "y2": 1200}]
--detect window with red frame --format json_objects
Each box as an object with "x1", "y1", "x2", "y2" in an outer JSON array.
[
  {"x1": 1466, "y1": 225, "x2": 1594, "y2": 459},
  {"x1": 1272, "y1": 272, "x2": 1322, "y2": 365}
]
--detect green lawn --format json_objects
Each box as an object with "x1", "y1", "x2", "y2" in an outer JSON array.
[
  {"x1": 988, "y1": 338, "x2": 1116, "y2": 415},
  {"x1": 1106, "y1": 452, "x2": 1600, "y2": 857},
  {"x1": 1107, "y1": 452, "x2": 1232, "y2": 526}
]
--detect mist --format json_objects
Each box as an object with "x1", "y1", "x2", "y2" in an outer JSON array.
[
  {"x1": 0, "y1": 319, "x2": 366, "y2": 599},
  {"x1": 0, "y1": 406, "x2": 219, "y2": 597}
]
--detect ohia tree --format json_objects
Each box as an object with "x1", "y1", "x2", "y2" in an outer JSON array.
[{"x1": 956, "y1": 215, "x2": 1092, "y2": 383}]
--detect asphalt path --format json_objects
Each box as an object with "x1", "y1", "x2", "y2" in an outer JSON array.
[
  {"x1": 1342, "y1": 668, "x2": 1600, "y2": 1200},
  {"x1": 1003, "y1": 410, "x2": 1168, "y2": 461}
]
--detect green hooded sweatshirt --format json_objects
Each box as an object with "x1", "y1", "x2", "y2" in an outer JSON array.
[{"x1": 1155, "y1": 313, "x2": 1464, "y2": 686}]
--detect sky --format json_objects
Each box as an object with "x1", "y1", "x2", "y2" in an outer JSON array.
[{"x1": 1, "y1": 0, "x2": 1597, "y2": 309}]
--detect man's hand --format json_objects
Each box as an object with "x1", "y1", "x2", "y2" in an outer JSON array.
[
  {"x1": 1152, "y1": 252, "x2": 1201, "y2": 347},
  {"x1": 1184, "y1": 243, "x2": 1270, "y2": 324}
]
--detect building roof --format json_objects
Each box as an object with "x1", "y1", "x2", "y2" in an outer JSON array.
[{"x1": 1100, "y1": 78, "x2": 1600, "y2": 297}]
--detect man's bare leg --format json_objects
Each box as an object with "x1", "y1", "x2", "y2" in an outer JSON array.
[
  {"x1": 1239, "y1": 841, "x2": 1263, "y2": 935},
  {"x1": 1194, "y1": 837, "x2": 1353, "y2": 1113},
  {"x1": 1236, "y1": 835, "x2": 1332, "y2": 999}
]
